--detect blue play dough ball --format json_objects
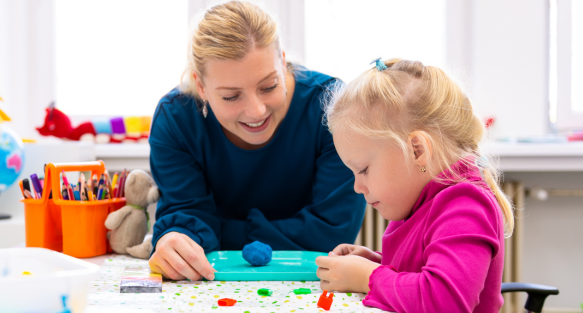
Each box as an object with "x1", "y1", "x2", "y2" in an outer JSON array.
[{"x1": 242, "y1": 241, "x2": 272, "y2": 266}]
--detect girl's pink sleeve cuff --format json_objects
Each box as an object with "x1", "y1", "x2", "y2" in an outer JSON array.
[{"x1": 363, "y1": 265, "x2": 398, "y2": 312}]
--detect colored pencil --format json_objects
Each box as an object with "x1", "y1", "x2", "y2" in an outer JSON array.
[
  {"x1": 120, "y1": 169, "x2": 127, "y2": 198},
  {"x1": 19, "y1": 180, "x2": 25, "y2": 198},
  {"x1": 111, "y1": 172, "x2": 119, "y2": 191},
  {"x1": 92, "y1": 174, "x2": 99, "y2": 196},
  {"x1": 23, "y1": 190, "x2": 34, "y2": 199},
  {"x1": 116, "y1": 169, "x2": 126, "y2": 198},
  {"x1": 97, "y1": 174, "x2": 106, "y2": 200},
  {"x1": 22, "y1": 179, "x2": 34, "y2": 199},
  {"x1": 61, "y1": 171, "x2": 74, "y2": 201},
  {"x1": 79, "y1": 173, "x2": 88, "y2": 201}
]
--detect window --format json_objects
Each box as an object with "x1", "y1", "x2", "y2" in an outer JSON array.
[
  {"x1": 552, "y1": 0, "x2": 583, "y2": 129},
  {"x1": 304, "y1": 0, "x2": 446, "y2": 83},
  {"x1": 55, "y1": 0, "x2": 188, "y2": 117}
]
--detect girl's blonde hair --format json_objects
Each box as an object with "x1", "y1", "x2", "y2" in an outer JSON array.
[
  {"x1": 325, "y1": 58, "x2": 514, "y2": 238},
  {"x1": 181, "y1": 1, "x2": 285, "y2": 100}
]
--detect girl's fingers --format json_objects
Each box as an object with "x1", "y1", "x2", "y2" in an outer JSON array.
[
  {"x1": 315, "y1": 256, "x2": 331, "y2": 268},
  {"x1": 320, "y1": 279, "x2": 331, "y2": 291},
  {"x1": 332, "y1": 244, "x2": 352, "y2": 256},
  {"x1": 316, "y1": 266, "x2": 330, "y2": 282}
]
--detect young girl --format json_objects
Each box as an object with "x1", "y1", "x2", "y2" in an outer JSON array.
[{"x1": 316, "y1": 58, "x2": 514, "y2": 312}]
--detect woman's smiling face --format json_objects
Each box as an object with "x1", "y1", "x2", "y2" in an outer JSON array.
[{"x1": 195, "y1": 46, "x2": 289, "y2": 149}]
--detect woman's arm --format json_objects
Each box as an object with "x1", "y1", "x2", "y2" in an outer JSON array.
[
  {"x1": 149, "y1": 103, "x2": 222, "y2": 254},
  {"x1": 148, "y1": 101, "x2": 222, "y2": 281}
]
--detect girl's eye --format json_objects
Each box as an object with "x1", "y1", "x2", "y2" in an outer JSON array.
[
  {"x1": 358, "y1": 166, "x2": 368, "y2": 175},
  {"x1": 263, "y1": 83, "x2": 278, "y2": 93},
  {"x1": 223, "y1": 95, "x2": 239, "y2": 102}
]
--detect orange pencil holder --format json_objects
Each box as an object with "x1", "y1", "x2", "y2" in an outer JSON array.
[{"x1": 21, "y1": 161, "x2": 126, "y2": 258}]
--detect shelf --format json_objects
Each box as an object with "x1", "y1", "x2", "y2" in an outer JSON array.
[{"x1": 91, "y1": 141, "x2": 583, "y2": 172}]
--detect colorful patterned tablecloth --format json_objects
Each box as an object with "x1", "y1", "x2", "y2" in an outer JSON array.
[{"x1": 85, "y1": 255, "x2": 388, "y2": 313}]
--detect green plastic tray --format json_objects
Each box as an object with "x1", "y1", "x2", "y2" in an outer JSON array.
[{"x1": 206, "y1": 250, "x2": 326, "y2": 281}]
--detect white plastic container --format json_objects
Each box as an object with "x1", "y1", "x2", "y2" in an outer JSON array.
[{"x1": 0, "y1": 247, "x2": 100, "y2": 313}]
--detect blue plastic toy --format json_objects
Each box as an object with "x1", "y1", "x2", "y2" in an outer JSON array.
[{"x1": 242, "y1": 241, "x2": 272, "y2": 266}]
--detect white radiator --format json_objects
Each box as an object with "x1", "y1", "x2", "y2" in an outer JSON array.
[{"x1": 502, "y1": 181, "x2": 525, "y2": 313}]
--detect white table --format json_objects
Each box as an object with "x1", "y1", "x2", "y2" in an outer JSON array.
[{"x1": 83, "y1": 254, "x2": 386, "y2": 313}]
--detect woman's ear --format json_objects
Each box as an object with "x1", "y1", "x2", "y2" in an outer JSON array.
[
  {"x1": 408, "y1": 131, "x2": 431, "y2": 167},
  {"x1": 193, "y1": 72, "x2": 206, "y2": 101},
  {"x1": 281, "y1": 50, "x2": 287, "y2": 75}
]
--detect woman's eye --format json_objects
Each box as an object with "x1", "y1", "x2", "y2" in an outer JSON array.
[
  {"x1": 358, "y1": 166, "x2": 368, "y2": 175},
  {"x1": 263, "y1": 83, "x2": 278, "y2": 93},
  {"x1": 222, "y1": 95, "x2": 239, "y2": 102}
]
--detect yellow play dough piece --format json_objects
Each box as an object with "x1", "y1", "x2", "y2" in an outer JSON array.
[{"x1": 21, "y1": 271, "x2": 32, "y2": 275}]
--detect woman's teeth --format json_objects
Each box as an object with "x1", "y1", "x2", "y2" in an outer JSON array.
[{"x1": 244, "y1": 118, "x2": 266, "y2": 127}]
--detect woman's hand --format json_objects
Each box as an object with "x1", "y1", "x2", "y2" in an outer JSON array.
[
  {"x1": 149, "y1": 232, "x2": 216, "y2": 281},
  {"x1": 316, "y1": 253, "x2": 380, "y2": 293},
  {"x1": 331, "y1": 244, "x2": 382, "y2": 263}
]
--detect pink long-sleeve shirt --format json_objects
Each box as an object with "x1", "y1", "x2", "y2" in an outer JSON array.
[{"x1": 363, "y1": 160, "x2": 505, "y2": 312}]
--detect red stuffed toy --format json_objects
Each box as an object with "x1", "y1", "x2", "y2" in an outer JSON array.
[{"x1": 37, "y1": 102, "x2": 151, "y2": 143}]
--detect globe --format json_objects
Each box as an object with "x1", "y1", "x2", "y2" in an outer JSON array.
[{"x1": 0, "y1": 124, "x2": 25, "y2": 193}]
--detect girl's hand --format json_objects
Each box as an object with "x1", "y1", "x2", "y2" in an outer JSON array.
[
  {"x1": 331, "y1": 244, "x2": 382, "y2": 263},
  {"x1": 149, "y1": 232, "x2": 216, "y2": 281},
  {"x1": 316, "y1": 254, "x2": 380, "y2": 293}
]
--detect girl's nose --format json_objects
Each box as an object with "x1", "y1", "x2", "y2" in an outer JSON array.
[{"x1": 353, "y1": 178, "x2": 368, "y2": 195}]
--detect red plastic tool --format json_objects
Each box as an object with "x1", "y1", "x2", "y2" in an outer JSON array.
[
  {"x1": 317, "y1": 290, "x2": 334, "y2": 310},
  {"x1": 218, "y1": 298, "x2": 237, "y2": 306}
]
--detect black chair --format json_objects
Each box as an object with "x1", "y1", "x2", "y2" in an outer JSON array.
[{"x1": 501, "y1": 282, "x2": 559, "y2": 313}]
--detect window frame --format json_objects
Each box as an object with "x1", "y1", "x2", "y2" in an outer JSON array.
[{"x1": 554, "y1": 0, "x2": 583, "y2": 130}]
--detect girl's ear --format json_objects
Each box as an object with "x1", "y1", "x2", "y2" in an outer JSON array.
[
  {"x1": 193, "y1": 72, "x2": 206, "y2": 101},
  {"x1": 408, "y1": 131, "x2": 431, "y2": 167}
]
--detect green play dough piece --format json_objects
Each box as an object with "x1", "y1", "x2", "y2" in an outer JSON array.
[
  {"x1": 293, "y1": 288, "x2": 311, "y2": 295},
  {"x1": 257, "y1": 288, "x2": 273, "y2": 296}
]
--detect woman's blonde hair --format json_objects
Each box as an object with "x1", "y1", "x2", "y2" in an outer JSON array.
[
  {"x1": 325, "y1": 58, "x2": 514, "y2": 238},
  {"x1": 180, "y1": 1, "x2": 286, "y2": 100}
]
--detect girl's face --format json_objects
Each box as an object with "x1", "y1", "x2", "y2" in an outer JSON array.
[
  {"x1": 333, "y1": 129, "x2": 432, "y2": 221},
  {"x1": 195, "y1": 46, "x2": 289, "y2": 149}
]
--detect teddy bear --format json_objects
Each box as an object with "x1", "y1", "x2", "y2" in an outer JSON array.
[{"x1": 105, "y1": 169, "x2": 160, "y2": 259}]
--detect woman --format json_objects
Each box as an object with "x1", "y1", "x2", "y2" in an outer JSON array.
[{"x1": 148, "y1": 1, "x2": 365, "y2": 281}]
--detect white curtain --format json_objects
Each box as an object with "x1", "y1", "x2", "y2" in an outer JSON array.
[{"x1": 0, "y1": 0, "x2": 55, "y2": 140}]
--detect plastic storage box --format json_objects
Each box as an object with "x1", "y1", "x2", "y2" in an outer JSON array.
[
  {"x1": 21, "y1": 161, "x2": 126, "y2": 258},
  {"x1": 0, "y1": 247, "x2": 100, "y2": 313}
]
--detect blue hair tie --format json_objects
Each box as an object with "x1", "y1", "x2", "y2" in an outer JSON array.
[{"x1": 370, "y1": 57, "x2": 387, "y2": 71}]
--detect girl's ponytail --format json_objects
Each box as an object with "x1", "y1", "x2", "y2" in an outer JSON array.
[{"x1": 481, "y1": 161, "x2": 514, "y2": 238}]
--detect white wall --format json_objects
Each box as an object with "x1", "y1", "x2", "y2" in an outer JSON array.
[
  {"x1": 505, "y1": 171, "x2": 583, "y2": 310},
  {"x1": 447, "y1": 0, "x2": 550, "y2": 139}
]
